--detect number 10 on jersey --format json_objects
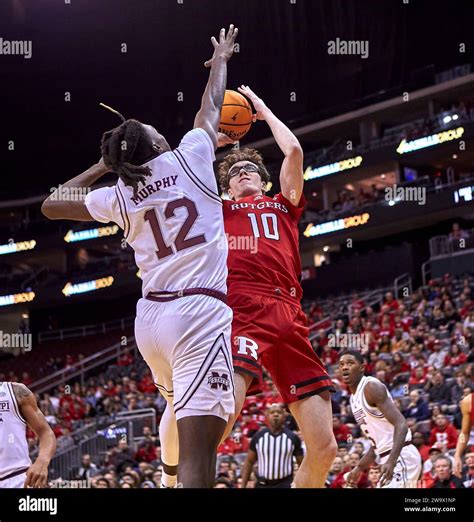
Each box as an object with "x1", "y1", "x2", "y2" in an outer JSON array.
[{"x1": 248, "y1": 213, "x2": 279, "y2": 240}]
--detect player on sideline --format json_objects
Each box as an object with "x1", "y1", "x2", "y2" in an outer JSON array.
[
  {"x1": 42, "y1": 25, "x2": 239, "y2": 488},
  {"x1": 454, "y1": 391, "x2": 473, "y2": 477},
  {"x1": 0, "y1": 382, "x2": 56, "y2": 488},
  {"x1": 339, "y1": 351, "x2": 422, "y2": 488}
]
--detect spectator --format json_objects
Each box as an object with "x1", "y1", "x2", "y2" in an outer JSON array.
[
  {"x1": 327, "y1": 456, "x2": 344, "y2": 486},
  {"x1": 459, "y1": 451, "x2": 474, "y2": 488},
  {"x1": 77, "y1": 454, "x2": 100, "y2": 480},
  {"x1": 411, "y1": 431, "x2": 431, "y2": 462},
  {"x1": 332, "y1": 415, "x2": 351, "y2": 445},
  {"x1": 427, "y1": 342, "x2": 448, "y2": 370},
  {"x1": 426, "y1": 372, "x2": 451, "y2": 405},
  {"x1": 446, "y1": 344, "x2": 468, "y2": 367},
  {"x1": 384, "y1": 291, "x2": 399, "y2": 312},
  {"x1": 403, "y1": 390, "x2": 431, "y2": 422},
  {"x1": 94, "y1": 478, "x2": 111, "y2": 488},
  {"x1": 214, "y1": 477, "x2": 233, "y2": 488},
  {"x1": 430, "y1": 456, "x2": 465, "y2": 488},
  {"x1": 367, "y1": 465, "x2": 382, "y2": 489},
  {"x1": 449, "y1": 223, "x2": 468, "y2": 244},
  {"x1": 422, "y1": 445, "x2": 444, "y2": 485},
  {"x1": 331, "y1": 452, "x2": 369, "y2": 489},
  {"x1": 429, "y1": 414, "x2": 458, "y2": 450}
]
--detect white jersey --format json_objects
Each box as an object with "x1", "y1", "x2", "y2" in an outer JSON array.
[
  {"x1": 350, "y1": 375, "x2": 411, "y2": 457},
  {"x1": 85, "y1": 128, "x2": 228, "y2": 296},
  {"x1": 0, "y1": 382, "x2": 32, "y2": 480}
]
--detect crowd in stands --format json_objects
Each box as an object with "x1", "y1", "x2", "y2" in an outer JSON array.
[{"x1": 3, "y1": 273, "x2": 473, "y2": 488}]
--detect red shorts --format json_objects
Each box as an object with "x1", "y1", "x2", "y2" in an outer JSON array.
[{"x1": 230, "y1": 291, "x2": 334, "y2": 404}]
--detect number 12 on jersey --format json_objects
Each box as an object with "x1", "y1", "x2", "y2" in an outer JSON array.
[{"x1": 248, "y1": 213, "x2": 279, "y2": 240}]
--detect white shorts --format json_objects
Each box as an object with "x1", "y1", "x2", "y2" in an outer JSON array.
[
  {"x1": 379, "y1": 444, "x2": 422, "y2": 488},
  {"x1": 0, "y1": 471, "x2": 26, "y2": 488},
  {"x1": 135, "y1": 294, "x2": 234, "y2": 422}
]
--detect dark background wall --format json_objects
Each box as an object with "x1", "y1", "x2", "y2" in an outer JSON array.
[{"x1": 1, "y1": 0, "x2": 473, "y2": 197}]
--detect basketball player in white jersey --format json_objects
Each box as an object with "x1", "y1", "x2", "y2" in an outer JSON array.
[
  {"x1": 338, "y1": 351, "x2": 422, "y2": 488},
  {"x1": 41, "y1": 25, "x2": 239, "y2": 488},
  {"x1": 0, "y1": 382, "x2": 56, "y2": 488}
]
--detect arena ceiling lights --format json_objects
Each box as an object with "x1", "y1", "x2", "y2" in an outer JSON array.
[
  {"x1": 396, "y1": 127, "x2": 464, "y2": 155},
  {"x1": 64, "y1": 225, "x2": 119, "y2": 243},
  {"x1": 62, "y1": 276, "x2": 114, "y2": 296},
  {"x1": 303, "y1": 156, "x2": 363, "y2": 181},
  {"x1": 0, "y1": 239, "x2": 36, "y2": 255}
]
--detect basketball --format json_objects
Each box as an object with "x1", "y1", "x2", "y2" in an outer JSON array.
[{"x1": 219, "y1": 89, "x2": 253, "y2": 140}]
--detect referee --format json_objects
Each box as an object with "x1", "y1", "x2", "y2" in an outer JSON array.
[{"x1": 241, "y1": 404, "x2": 303, "y2": 488}]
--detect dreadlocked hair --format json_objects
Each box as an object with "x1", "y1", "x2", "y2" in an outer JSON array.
[
  {"x1": 217, "y1": 148, "x2": 271, "y2": 195},
  {"x1": 101, "y1": 119, "x2": 155, "y2": 196}
]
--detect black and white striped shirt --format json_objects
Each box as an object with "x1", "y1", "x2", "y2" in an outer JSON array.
[{"x1": 250, "y1": 427, "x2": 303, "y2": 480}]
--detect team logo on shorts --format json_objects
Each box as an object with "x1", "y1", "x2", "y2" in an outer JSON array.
[{"x1": 207, "y1": 372, "x2": 230, "y2": 391}]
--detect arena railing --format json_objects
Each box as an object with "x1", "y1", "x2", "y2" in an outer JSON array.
[
  {"x1": 30, "y1": 337, "x2": 138, "y2": 395},
  {"x1": 48, "y1": 420, "x2": 131, "y2": 481},
  {"x1": 429, "y1": 229, "x2": 474, "y2": 259},
  {"x1": 47, "y1": 409, "x2": 157, "y2": 481},
  {"x1": 38, "y1": 315, "x2": 134, "y2": 343}
]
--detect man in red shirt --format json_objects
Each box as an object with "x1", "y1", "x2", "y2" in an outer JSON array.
[
  {"x1": 216, "y1": 85, "x2": 336, "y2": 487},
  {"x1": 332, "y1": 415, "x2": 351, "y2": 445},
  {"x1": 429, "y1": 414, "x2": 458, "y2": 450}
]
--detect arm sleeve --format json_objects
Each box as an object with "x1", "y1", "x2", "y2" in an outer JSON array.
[
  {"x1": 175, "y1": 128, "x2": 219, "y2": 196},
  {"x1": 84, "y1": 185, "x2": 124, "y2": 228},
  {"x1": 177, "y1": 128, "x2": 216, "y2": 165},
  {"x1": 275, "y1": 192, "x2": 306, "y2": 221}
]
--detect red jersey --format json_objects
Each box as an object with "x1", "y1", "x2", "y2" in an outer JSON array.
[{"x1": 223, "y1": 192, "x2": 305, "y2": 301}]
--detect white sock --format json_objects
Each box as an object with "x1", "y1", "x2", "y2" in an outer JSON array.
[{"x1": 161, "y1": 472, "x2": 177, "y2": 488}]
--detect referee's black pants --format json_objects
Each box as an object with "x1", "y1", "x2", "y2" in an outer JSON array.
[{"x1": 255, "y1": 476, "x2": 293, "y2": 488}]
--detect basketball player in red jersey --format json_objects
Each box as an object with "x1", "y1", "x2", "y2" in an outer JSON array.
[
  {"x1": 218, "y1": 85, "x2": 337, "y2": 488},
  {"x1": 454, "y1": 391, "x2": 473, "y2": 477}
]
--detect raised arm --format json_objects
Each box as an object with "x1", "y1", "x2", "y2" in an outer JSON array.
[
  {"x1": 41, "y1": 158, "x2": 109, "y2": 221},
  {"x1": 238, "y1": 85, "x2": 304, "y2": 205},
  {"x1": 194, "y1": 24, "x2": 239, "y2": 149},
  {"x1": 14, "y1": 383, "x2": 57, "y2": 488},
  {"x1": 365, "y1": 381, "x2": 408, "y2": 487}
]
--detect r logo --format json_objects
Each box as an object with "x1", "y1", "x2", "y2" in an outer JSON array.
[{"x1": 236, "y1": 336, "x2": 259, "y2": 360}]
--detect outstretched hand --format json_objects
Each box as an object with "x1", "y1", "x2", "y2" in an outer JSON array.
[{"x1": 204, "y1": 24, "x2": 239, "y2": 68}]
